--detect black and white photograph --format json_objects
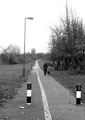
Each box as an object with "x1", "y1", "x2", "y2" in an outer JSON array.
[{"x1": 0, "y1": 0, "x2": 85, "y2": 119}]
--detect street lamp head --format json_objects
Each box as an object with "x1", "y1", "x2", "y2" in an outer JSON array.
[{"x1": 26, "y1": 17, "x2": 33, "y2": 20}]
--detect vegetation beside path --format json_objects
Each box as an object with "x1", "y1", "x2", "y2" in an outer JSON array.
[
  {"x1": 38, "y1": 60, "x2": 85, "y2": 104},
  {"x1": 0, "y1": 61, "x2": 34, "y2": 108}
]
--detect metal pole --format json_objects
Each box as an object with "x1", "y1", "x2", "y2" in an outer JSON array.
[
  {"x1": 23, "y1": 17, "x2": 26, "y2": 76},
  {"x1": 23, "y1": 17, "x2": 33, "y2": 76}
]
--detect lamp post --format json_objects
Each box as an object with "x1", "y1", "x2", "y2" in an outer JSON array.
[{"x1": 23, "y1": 17, "x2": 33, "y2": 76}]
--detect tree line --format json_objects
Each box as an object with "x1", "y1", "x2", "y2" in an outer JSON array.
[
  {"x1": 0, "y1": 44, "x2": 37, "y2": 65},
  {"x1": 49, "y1": 3, "x2": 85, "y2": 72},
  {"x1": 0, "y1": 44, "x2": 48, "y2": 65}
]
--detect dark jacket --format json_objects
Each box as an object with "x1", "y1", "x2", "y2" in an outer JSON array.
[{"x1": 43, "y1": 63, "x2": 48, "y2": 70}]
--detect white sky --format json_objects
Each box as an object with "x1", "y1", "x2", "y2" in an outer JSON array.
[{"x1": 0, "y1": 0, "x2": 85, "y2": 53}]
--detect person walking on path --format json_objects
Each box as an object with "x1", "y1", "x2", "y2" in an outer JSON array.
[{"x1": 43, "y1": 63, "x2": 48, "y2": 75}]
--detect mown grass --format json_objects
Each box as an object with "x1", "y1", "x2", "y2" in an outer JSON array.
[
  {"x1": 0, "y1": 61, "x2": 34, "y2": 108},
  {"x1": 38, "y1": 60, "x2": 85, "y2": 103}
]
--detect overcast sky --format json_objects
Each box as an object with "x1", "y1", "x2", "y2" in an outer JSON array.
[{"x1": 0, "y1": 0, "x2": 85, "y2": 53}]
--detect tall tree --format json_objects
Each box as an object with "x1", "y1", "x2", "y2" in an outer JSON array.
[{"x1": 49, "y1": 2, "x2": 85, "y2": 70}]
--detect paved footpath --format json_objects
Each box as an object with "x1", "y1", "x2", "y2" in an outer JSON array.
[
  {"x1": 36, "y1": 60, "x2": 85, "y2": 120},
  {"x1": 0, "y1": 60, "x2": 85, "y2": 120},
  {"x1": 0, "y1": 62, "x2": 45, "y2": 120}
]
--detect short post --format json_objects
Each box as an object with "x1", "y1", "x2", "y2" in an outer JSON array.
[
  {"x1": 76, "y1": 84, "x2": 81, "y2": 105},
  {"x1": 27, "y1": 83, "x2": 32, "y2": 105}
]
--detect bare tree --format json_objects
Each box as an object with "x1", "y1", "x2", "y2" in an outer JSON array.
[
  {"x1": 49, "y1": 2, "x2": 85, "y2": 70},
  {"x1": 1, "y1": 44, "x2": 21, "y2": 64},
  {"x1": 6, "y1": 44, "x2": 21, "y2": 55}
]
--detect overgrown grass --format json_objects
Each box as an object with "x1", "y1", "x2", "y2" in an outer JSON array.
[
  {"x1": 39, "y1": 60, "x2": 85, "y2": 103},
  {"x1": 0, "y1": 61, "x2": 34, "y2": 108}
]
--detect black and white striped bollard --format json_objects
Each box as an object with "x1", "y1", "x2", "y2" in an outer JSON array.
[
  {"x1": 27, "y1": 83, "x2": 32, "y2": 105},
  {"x1": 76, "y1": 84, "x2": 81, "y2": 105}
]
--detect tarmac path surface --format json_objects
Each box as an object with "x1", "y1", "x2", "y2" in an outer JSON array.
[
  {"x1": 0, "y1": 61, "x2": 45, "y2": 120},
  {"x1": 35, "y1": 60, "x2": 85, "y2": 120},
  {"x1": 0, "y1": 60, "x2": 85, "y2": 120}
]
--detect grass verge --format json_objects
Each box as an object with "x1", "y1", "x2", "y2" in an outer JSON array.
[
  {"x1": 38, "y1": 59, "x2": 85, "y2": 104},
  {"x1": 0, "y1": 61, "x2": 34, "y2": 108}
]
